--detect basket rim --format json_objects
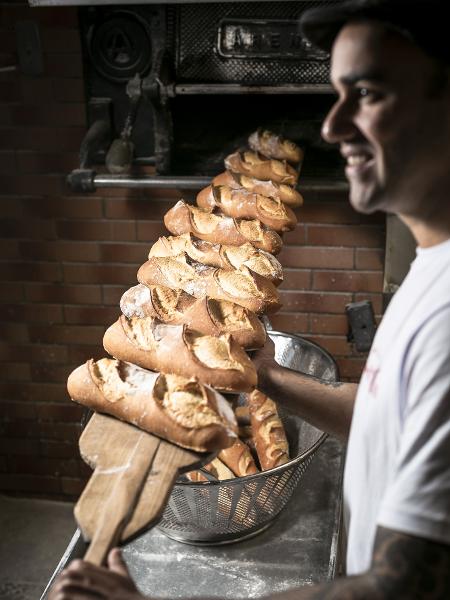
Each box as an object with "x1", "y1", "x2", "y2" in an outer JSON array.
[
  {"x1": 176, "y1": 331, "x2": 338, "y2": 488},
  {"x1": 177, "y1": 428, "x2": 328, "y2": 487}
]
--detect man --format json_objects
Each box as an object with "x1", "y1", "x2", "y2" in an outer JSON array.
[{"x1": 49, "y1": 0, "x2": 450, "y2": 597}]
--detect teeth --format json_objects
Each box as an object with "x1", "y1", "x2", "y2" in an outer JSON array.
[{"x1": 347, "y1": 155, "x2": 367, "y2": 166}]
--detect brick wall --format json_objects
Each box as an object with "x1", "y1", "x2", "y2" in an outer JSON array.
[{"x1": 0, "y1": 2, "x2": 385, "y2": 500}]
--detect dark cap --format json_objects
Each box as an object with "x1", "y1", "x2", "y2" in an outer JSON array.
[{"x1": 300, "y1": 0, "x2": 450, "y2": 65}]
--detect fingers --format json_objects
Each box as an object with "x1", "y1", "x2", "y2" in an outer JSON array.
[{"x1": 107, "y1": 547, "x2": 131, "y2": 577}]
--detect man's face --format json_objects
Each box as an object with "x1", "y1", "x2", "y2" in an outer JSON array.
[{"x1": 322, "y1": 21, "x2": 450, "y2": 216}]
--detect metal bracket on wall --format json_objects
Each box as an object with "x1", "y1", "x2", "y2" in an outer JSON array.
[{"x1": 345, "y1": 301, "x2": 377, "y2": 353}]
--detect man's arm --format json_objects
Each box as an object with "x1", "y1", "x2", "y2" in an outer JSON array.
[
  {"x1": 269, "y1": 527, "x2": 450, "y2": 600},
  {"x1": 254, "y1": 339, "x2": 357, "y2": 441}
]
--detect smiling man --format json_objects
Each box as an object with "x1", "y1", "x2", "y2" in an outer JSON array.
[{"x1": 49, "y1": 1, "x2": 450, "y2": 599}]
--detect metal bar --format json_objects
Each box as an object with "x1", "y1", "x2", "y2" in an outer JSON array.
[
  {"x1": 94, "y1": 175, "x2": 212, "y2": 189},
  {"x1": 93, "y1": 175, "x2": 347, "y2": 192},
  {"x1": 173, "y1": 84, "x2": 334, "y2": 95}
]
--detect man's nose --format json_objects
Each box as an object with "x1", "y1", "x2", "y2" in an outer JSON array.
[{"x1": 321, "y1": 99, "x2": 356, "y2": 144}]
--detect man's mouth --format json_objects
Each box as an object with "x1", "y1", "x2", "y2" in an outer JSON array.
[{"x1": 343, "y1": 151, "x2": 374, "y2": 177}]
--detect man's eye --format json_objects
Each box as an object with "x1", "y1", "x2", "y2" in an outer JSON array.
[{"x1": 357, "y1": 87, "x2": 381, "y2": 101}]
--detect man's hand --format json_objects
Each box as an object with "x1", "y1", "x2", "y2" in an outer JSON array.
[
  {"x1": 48, "y1": 548, "x2": 147, "y2": 600},
  {"x1": 252, "y1": 336, "x2": 277, "y2": 381}
]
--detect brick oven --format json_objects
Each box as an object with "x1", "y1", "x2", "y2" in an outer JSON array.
[{"x1": 0, "y1": 0, "x2": 385, "y2": 500}]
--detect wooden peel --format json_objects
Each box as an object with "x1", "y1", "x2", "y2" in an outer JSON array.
[{"x1": 75, "y1": 412, "x2": 213, "y2": 566}]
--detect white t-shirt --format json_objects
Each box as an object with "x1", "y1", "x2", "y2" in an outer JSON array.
[{"x1": 344, "y1": 237, "x2": 450, "y2": 575}]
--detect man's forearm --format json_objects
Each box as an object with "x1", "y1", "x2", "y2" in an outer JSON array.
[{"x1": 258, "y1": 362, "x2": 356, "y2": 441}]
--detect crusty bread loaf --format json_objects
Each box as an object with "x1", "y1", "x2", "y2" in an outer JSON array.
[
  {"x1": 196, "y1": 185, "x2": 297, "y2": 232},
  {"x1": 164, "y1": 201, "x2": 283, "y2": 255},
  {"x1": 218, "y1": 438, "x2": 259, "y2": 477},
  {"x1": 67, "y1": 358, "x2": 237, "y2": 452},
  {"x1": 186, "y1": 458, "x2": 235, "y2": 482},
  {"x1": 121, "y1": 284, "x2": 266, "y2": 349},
  {"x1": 103, "y1": 316, "x2": 257, "y2": 393},
  {"x1": 137, "y1": 254, "x2": 281, "y2": 315},
  {"x1": 247, "y1": 390, "x2": 290, "y2": 470},
  {"x1": 224, "y1": 151, "x2": 298, "y2": 186},
  {"x1": 149, "y1": 233, "x2": 283, "y2": 286},
  {"x1": 248, "y1": 129, "x2": 304, "y2": 166},
  {"x1": 213, "y1": 171, "x2": 304, "y2": 208}
]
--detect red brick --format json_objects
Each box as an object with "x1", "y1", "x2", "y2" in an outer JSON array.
[
  {"x1": 300, "y1": 201, "x2": 382, "y2": 225},
  {"x1": 20, "y1": 77, "x2": 54, "y2": 103},
  {"x1": 104, "y1": 198, "x2": 177, "y2": 220},
  {"x1": 269, "y1": 312, "x2": 309, "y2": 333},
  {"x1": 36, "y1": 403, "x2": 83, "y2": 422},
  {"x1": 0, "y1": 79, "x2": 21, "y2": 102},
  {"x1": 52, "y1": 78, "x2": 85, "y2": 103},
  {"x1": 310, "y1": 314, "x2": 349, "y2": 335},
  {"x1": 64, "y1": 305, "x2": 120, "y2": 326},
  {"x1": 336, "y1": 357, "x2": 367, "y2": 381},
  {"x1": 102, "y1": 285, "x2": 129, "y2": 306},
  {"x1": 16, "y1": 151, "x2": 79, "y2": 175},
  {"x1": 12, "y1": 104, "x2": 85, "y2": 127},
  {"x1": 0, "y1": 261, "x2": 62, "y2": 282},
  {"x1": 63, "y1": 263, "x2": 137, "y2": 285},
  {"x1": 28, "y1": 324, "x2": 105, "y2": 345},
  {"x1": 0, "y1": 401, "x2": 37, "y2": 420},
  {"x1": 1, "y1": 323, "x2": 29, "y2": 343},
  {"x1": 25, "y1": 283, "x2": 102, "y2": 304},
  {"x1": 0, "y1": 218, "x2": 56, "y2": 240},
  {"x1": 45, "y1": 53, "x2": 83, "y2": 78},
  {"x1": 279, "y1": 291, "x2": 352, "y2": 313},
  {"x1": 0, "y1": 381, "x2": 65, "y2": 403},
  {"x1": 313, "y1": 271, "x2": 383, "y2": 293},
  {"x1": 24, "y1": 196, "x2": 103, "y2": 219},
  {"x1": 56, "y1": 220, "x2": 136, "y2": 241},
  {"x1": 61, "y1": 476, "x2": 86, "y2": 497},
  {"x1": 0, "y1": 174, "x2": 65, "y2": 196},
  {"x1": 355, "y1": 248, "x2": 384, "y2": 270},
  {"x1": 137, "y1": 221, "x2": 172, "y2": 242},
  {"x1": 100, "y1": 242, "x2": 149, "y2": 264},
  {"x1": 0, "y1": 473, "x2": 61, "y2": 494},
  {"x1": 3, "y1": 420, "x2": 81, "y2": 441},
  {"x1": 0, "y1": 362, "x2": 31, "y2": 381},
  {"x1": 0, "y1": 456, "x2": 6, "y2": 472},
  {"x1": 279, "y1": 269, "x2": 311, "y2": 290},
  {"x1": 41, "y1": 28, "x2": 81, "y2": 53},
  {"x1": 31, "y1": 362, "x2": 72, "y2": 383},
  {"x1": 354, "y1": 293, "x2": 384, "y2": 316},
  {"x1": 40, "y1": 439, "x2": 78, "y2": 459},
  {"x1": 0, "y1": 126, "x2": 85, "y2": 152},
  {"x1": 68, "y1": 344, "x2": 105, "y2": 364},
  {"x1": 8, "y1": 455, "x2": 81, "y2": 478},
  {"x1": 306, "y1": 335, "x2": 351, "y2": 356},
  {"x1": 0, "y1": 151, "x2": 17, "y2": 175},
  {"x1": 277, "y1": 245, "x2": 354, "y2": 269},
  {"x1": 0, "y1": 239, "x2": 19, "y2": 258},
  {"x1": 307, "y1": 225, "x2": 385, "y2": 248},
  {"x1": 0, "y1": 437, "x2": 40, "y2": 456},
  {"x1": 19, "y1": 240, "x2": 100, "y2": 262},
  {"x1": 0, "y1": 283, "x2": 24, "y2": 303},
  {"x1": 1, "y1": 303, "x2": 63, "y2": 324},
  {"x1": 0, "y1": 197, "x2": 25, "y2": 218},
  {"x1": 280, "y1": 224, "x2": 306, "y2": 246}
]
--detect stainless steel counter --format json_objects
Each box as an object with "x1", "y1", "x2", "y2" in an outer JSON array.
[{"x1": 41, "y1": 437, "x2": 344, "y2": 599}]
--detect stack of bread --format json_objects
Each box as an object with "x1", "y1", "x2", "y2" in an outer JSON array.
[{"x1": 67, "y1": 128, "x2": 303, "y2": 472}]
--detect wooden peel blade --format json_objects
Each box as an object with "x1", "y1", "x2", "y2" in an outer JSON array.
[{"x1": 75, "y1": 413, "x2": 213, "y2": 566}]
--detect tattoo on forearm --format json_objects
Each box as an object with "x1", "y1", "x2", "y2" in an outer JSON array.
[{"x1": 287, "y1": 527, "x2": 450, "y2": 599}]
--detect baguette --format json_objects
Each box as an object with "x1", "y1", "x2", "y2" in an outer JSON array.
[
  {"x1": 103, "y1": 316, "x2": 257, "y2": 393},
  {"x1": 224, "y1": 151, "x2": 298, "y2": 186},
  {"x1": 121, "y1": 284, "x2": 266, "y2": 349},
  {"x1": 149, "y1": 233, "x2": 283, "y2": 286},
  {"x1": 67, "y1": 358, "x2": 237, "y2": 452},
  {"x1": 164, "y1": 200, "x2": 283, "y2": 255},
  {"x1": 196, "y1": 185, "x2": 297, "y2": 232},
  {"x1": 218, "y1": 438, "x2": 259, "y2": 477},
  {"x1": 248, "y1": 129, "x2": 304, "y2": 166},
  {"x1": 137, "y1": 254, "x2": 281, "y2": 315},
  {"x1": 247, "y1": 390, "x2": 290, "y2": 470},
  {"x1": 213, "y1": 171, "x2": 304, "y2": 208},
  {"x1": 186, "y1": 458, "x2": 236, "y2": 482}
]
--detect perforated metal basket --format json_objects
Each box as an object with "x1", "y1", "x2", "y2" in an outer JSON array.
[{"x1": 157, "y1": 331, "x2": 339, "y2": 545}]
